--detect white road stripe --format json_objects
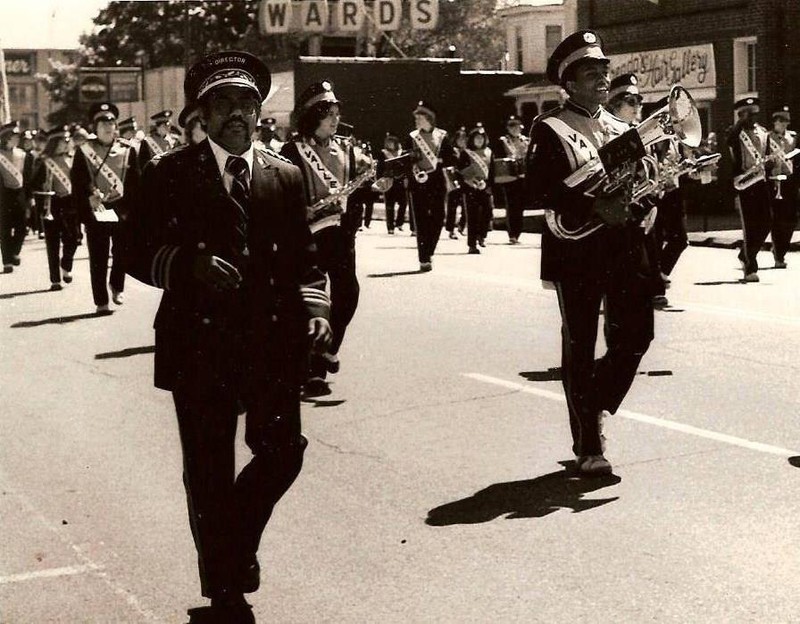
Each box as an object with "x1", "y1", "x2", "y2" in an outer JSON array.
[
  {"x1": 464, "y1": 373, "x2": 800, "y2": 458},
  {"x1": 680, "y1": 301, "x2": 800, "y2": 327},
  {"x1": 0, "y1": 563, "x2": 103, "y2": 585}
]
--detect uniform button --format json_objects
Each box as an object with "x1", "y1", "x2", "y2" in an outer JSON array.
[
  {"x1": 202, "y1": 317, "x2": 211, "y2": 325},
  {"x1": 197, "y1": 242, "x2": 206, "y2": 250},
  {"x1": 272, "y1": 243, "x2": 278, "y2": 252},
  {"x1": 271, "y1": 314, "x2": 278, "y2": 322},
  {"x1": 269, "y1": 278, "x2": 275, "y2": 286}
]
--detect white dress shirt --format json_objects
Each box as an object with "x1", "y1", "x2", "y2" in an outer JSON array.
[{"x1": 207, "y1": 136, "x2": 255, "y2": 194}]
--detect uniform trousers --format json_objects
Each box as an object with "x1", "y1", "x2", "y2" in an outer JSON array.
[
  {"x1": 554, "y1": 233, "x2": 654, "y2": 457},
  {"x1": 172, "y1": 381, "x2": 306, "y2": 598},
  {"x1": 383, "y1": 183, "x2": 407, "y2": 232},
  {"x1": 770, "y1": 179, "x2": 798, "y2": 262},
  {"x1": 312, "y1": 225, "x2": 359, "y2": 369},
  {"x1": 409, "y1": 182, "x2": 446, "y2": 263},
  {"x1": 0, "y1": 187, "x2": 27, "y2": 267},
  {"x1": 43, "y1": 197, "x2": 79, "y2": 284},
  {"x1": 463, "y1": 185, "x2": 491, "y2": 248},
  {"x1": 503, "y1": 178, "x2": 526, "y2": 240},
  {"x1": 445, "y1": 189, "x2": 466, "y2": 234},
  {"x1": 85, "y1": 220, "x2": 126, "y2": 306},
  {"x1": 737, "y1": 181, "x2": 772, "y2": 274},
  {"x1": 653, "y1": 189, "x2": 688, "y2": 276}
]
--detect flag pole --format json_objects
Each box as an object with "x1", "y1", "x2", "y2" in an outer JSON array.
[{"x1": 0, "y1": 42, "x2": 11, "y2": 124}]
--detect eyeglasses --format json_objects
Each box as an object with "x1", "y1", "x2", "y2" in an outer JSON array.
[
  {"x1": 622, "y1": 95, "x2": 643, "y2": 106},
  {"x1": 208, "y1": 94, "x2": 260, "y2": 115}
]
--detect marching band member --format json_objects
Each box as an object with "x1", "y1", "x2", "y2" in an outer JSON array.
[
  {"x1": 498, "y1": 115, "x2": 529, "y2": 244},
  {"x1": 71, "y1": 101, "x2": 140, "y2": 314},
  {"x1": 727, "y1": 97, "x2": 771, "y2": 282},
  {"x1": 377, "y1": 132, "x2": 408, "y2": 234},
  {"x1": 407, "y1": 100, "x2": 456, "y2": 272},
  {"x1": 527, "y1": 31, "x2": 654, "y2": 477},
  {"x1": 179, "y1": 104, "x2": 208, "y2": 146},
  {"x1": 31, "y1": 126, "x2": 78, "y2": 291},
  {"x1": 260, "y1": 117, "x2": 285, "y2": 153},
  {"x1": 282, "y1": 80, "x2": 362, "y2": 397},
  {"x1": 767, "y1": 106, "x2": 797, "y2": 269},
  {"x1": 118, "y1": 117, "x2": 141, "y2": 154},
  {"x1": 0, "y1": 121, "x2": 34, "y2": 273},
  {"x1": 445, "y1": 126, "x2": 467, "y2": 239},
  {"x1": 138, "y1": 109, "x2": 177, "y2": 169},
  {"x1": 126, "y1": 51, "x2": 331, "y2": 622},
  {"x1": 458, "y1": 123, "x2": 495, "y2": 254}
]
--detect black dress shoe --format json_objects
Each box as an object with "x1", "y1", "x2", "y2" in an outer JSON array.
[
  {"x1": 238, "y1": 556, "x2": 261, "y2": 593},
  {"x1": 187, "y1": 604, "x2": 256, "y2": 624},
  {"x1": 11, "y1": 256, "x2": 20, "y2": 266}
]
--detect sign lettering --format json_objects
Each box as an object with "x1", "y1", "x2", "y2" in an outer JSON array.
[
  {"x1": 410, "y1": 0, "x2": 438, "y2": 30},
  {"x1": 607, "y1": 44, "x2": 716, "y2": 93},
  {"x1": 260, "y1": 0, "x2": 291, "y2": 33},
  {"x1": 338, "y1": 0, "x2": 363, "y2": 32},
  {"x1": 301, "y1": 0, "x2": 327, "y2": 32},
  {"x1": 376, "y1": 0, "x2": 401, "y2": 30}
]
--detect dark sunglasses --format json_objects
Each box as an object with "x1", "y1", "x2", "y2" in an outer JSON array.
[{"x1": 622, "y1": 94, "x2": 643, "y2": 106}]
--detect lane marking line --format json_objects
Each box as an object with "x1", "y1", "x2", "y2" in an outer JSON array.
[
  {"x1": 0, "y1": 563, "x2": 103, "y2": 585},
  {"x1": 464, "y1": 373, "x2": 800, "y2": 458}
]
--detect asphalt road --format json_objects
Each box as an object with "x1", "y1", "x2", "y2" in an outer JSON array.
[{"x1": 1, "y1": 225, "x2": 799, "y2": 623}]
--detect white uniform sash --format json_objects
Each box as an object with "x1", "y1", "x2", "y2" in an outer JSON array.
[
  {"x1": 465, "y1": 148, "x2": 490, "y2": 179},
  {"x1": 297, "y1": 140, "x2": 343, "y2": 195},
  {"x1": 739, "y1": 129, "x2": 765, "y2": 170},
  {"x1": 44, "y1": 157, "x2": 72, "y2": 196},
  {"x1": 144, "y1": 135, "x2": 166, "y2": 156},
  {"x1": 542, "y1": 117, "x2": 599, "y2": 171},
  {"x1": 0, "y1": 150, "x2": 23, "y2": 187},
  {"x1": 410, "y1": 128, "x2": 444, "y2": 172},
  {"x1": 80, "y1": 143, "x2": 127, "y2": 200},
  {"x1": 769, "y1": 135, "x2": 794, "y2": 175},
  {"x1": 501, "y1": 135, "x2": 528, "y2": 160}
]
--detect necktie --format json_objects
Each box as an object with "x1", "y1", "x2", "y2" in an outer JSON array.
[{"x1": 225, "y1": 155, "x2": 250, "y2": 263}]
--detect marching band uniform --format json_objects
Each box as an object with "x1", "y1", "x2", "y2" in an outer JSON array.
[
  {"x1": 31, "y1": 126, "x2": 78, "y2": 290},
  {"x1": 377, "y1": 133, "x2": 408, "y2": 234},
  {"x1": 652, "y1": 137, "x2": 688, "y2": 286},
  {"x1": 260, "y1": 117, "x2": 285, "y2": 153},
  {"x1": 445, "y1": 126, "x2": 467, "y2": 239},
  {"x1": 118, "y1": 116, "x2": 141, "y2": 154},
  {"x1": 727, "y1": 97, "x2": 771, "y2": 282},
  {"x1": 407, "y1": 100, "x2": 456, "y2": 271},
  {"x1": 458, "y1": 123, "x2": 495, "y2": 253},
  {"x1": 767, "y1": 106, "x2": 797, "y2": 268},
  {"x1": 127, "y1": 52, "x2": 330, "y2": 620},
  {"x1": 527, "y1": 31, "x2": 654, "y2": 476},
  {"x1": 498, "y1": 115, "x2": 529, "y2": 244},
  {"x1": 281, "y1": 80, "x2": 361, "y2": 396},
  {"x1": 138, "y1": 109, "x2": 178, "y2": 169},
  {"x1": 0, "y1": 121, "x2": 34, "y2": 273},
  {"x1": 71, "y1": 102, "x2": 140, "y2": 313}
]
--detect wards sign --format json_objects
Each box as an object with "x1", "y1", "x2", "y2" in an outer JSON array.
[{"x1": 259, "y1": 0, "x2": 439, "y2": 34}]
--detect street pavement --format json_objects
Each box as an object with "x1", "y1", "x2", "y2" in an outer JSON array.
[{"x1": 1, "y1": 225, "x2": 800, "y2": 623}]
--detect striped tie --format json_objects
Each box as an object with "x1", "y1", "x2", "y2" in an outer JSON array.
[{"x1": 225, "y1": 155, "x2": 250, "y2": 263}]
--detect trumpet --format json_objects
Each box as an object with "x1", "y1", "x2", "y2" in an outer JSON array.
[
  {"x1": 733, "y1": 148, "x2": 800, "y2": 191},
  {"x1": 564, "y1": 85, "x2": 702, "y2": 197}
]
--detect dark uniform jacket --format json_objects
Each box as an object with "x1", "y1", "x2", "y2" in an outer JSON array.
[
  {"x1": 527, "y1": 99, "x2": 645, "y2": 282},
  {"x1": 138, "y1": 132, "x2": 177, "y2": 170},
  {"x1": 71, "y1": 138, "x2": 139, "y2": 224},
  {"x1": 126, "y1": 139, "x2": 329, "y2": 400},
  {"x1": 405, "y1": 128, "x2": 456, "y2": 194},
  {"x1": 726, "y1": 120, "x2": 769, "y2": 176}
]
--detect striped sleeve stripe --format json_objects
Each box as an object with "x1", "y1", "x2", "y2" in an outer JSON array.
[
  {"x1": 300, "y1": 288, "x2": 330, "y2": 305},
  {"x1": 162, "y1": 246, "x2": 180, "y2": 291},
  {"x1": 150, "y1": 244, "x2": 180, "y2": 288}
]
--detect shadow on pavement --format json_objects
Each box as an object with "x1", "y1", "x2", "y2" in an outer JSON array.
[
  {"x1": 367, "y1": 270, "x2": 427, "y2": 278},
  {"x1": 520, "y1": 368, "x2": 562, "y2": 382},
  {"x1": 12, "y1": 311, "x2": 110, "y2": 328},
  {"x1": 694, "y1": 280, "x2": 751, "y2": 286},
  {"x1": 0, "y1": 288, "x2": 53, "y2": 299},
  {"x1": 95, "y1": 345, "x2": 155, "y2": 360},
  {"x1": 301, "y1": 398, "x2": 347, "y2": 408},
  {"x1": 788, "y1": 456, "x2": 800, "y2": 468},
  {"x1": 425, "y1": 461, "x2": 621, "y2": 526}
]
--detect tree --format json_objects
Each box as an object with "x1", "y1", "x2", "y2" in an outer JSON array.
[{"x1": 35, "y1": 59, "x2": 88, "y2": 125}]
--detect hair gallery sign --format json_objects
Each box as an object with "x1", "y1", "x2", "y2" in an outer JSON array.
[
  {"x1": 259, "y1": 0, "x2": 439, "y2": 34},
  {"x1": 608, "y1": 43, "x2": 716, "y2": 92}
]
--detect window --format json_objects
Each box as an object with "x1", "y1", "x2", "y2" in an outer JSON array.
[
  {"x1": 733, "y1": 36, "x2": 757, "y2": 100},
  {"x1": 515, "y1": 26, "x2": 523, "y2": 71},
  {"x1": 8, "y1": 83, "x2": 36, "y2": 110},
  {"x1": 545, "y1": 25, "x2": 562, "y2": 60}
]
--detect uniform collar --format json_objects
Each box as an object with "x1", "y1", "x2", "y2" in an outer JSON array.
[
  {"x1": 207, "y1": 135, "x2": 254, "y2": 178},
  {"x1": 565, "y1": 98, "x2": 603, "y2": 119}
]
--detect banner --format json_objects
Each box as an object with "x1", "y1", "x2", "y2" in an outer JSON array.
[{"x1": 259, "y1": 0, "x2": 437, "y2": 34}]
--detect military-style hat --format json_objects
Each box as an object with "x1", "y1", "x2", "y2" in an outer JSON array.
[
  {"x1": 546, "y1": 30, "x2": 609, "y2": 85},
  {"x1": 44, "y1": 125, "x2": 71, "y2": 144},
  {"x1": 296, "y1": 81, "x2": 340, "y2": 113},
  {"x1": 89, "y1": 102, "x2": 119, "y2": 123},
  {"x1": 150, "y1": 110, "x2": 173, "y2": 125},
  {"x1": 608, "y1": 73, "x2": 641, "y2": 101},
  {"x1": 413, "y1": 100, "x2": 437, "y2": 122},
  {"x1": 773, "y1": 105, "x2": 791, "y2": 121},
  {"x1": 22, "y1": 129, "x2": 35, "y2": 140},
  {"x1": 453, "y1": 125, "x2": 468, "y2": 138},
  {"x1": 0, "y1": 121, "x2": 20, "y2": 138},
  {"x1": 734, "y1": 96, "x2": 760, "y2": 113},
  {"x1": 177, "y1": 103, "x2": 201, "y2": 128},
  {"x1": 184, "y1": 51, "x2": 271, "y2": 103},
  {"x1": 506, "y1": 115, "x2": 523, "y2": 127},
  {"x1": 261, "y1": 116, "x2": 277, "y2": 130},
  {"x1": 72, "y1": 126, "x2": 90, "y2": 141},
  {"x1": 469, "y1": 122, "x2": 487, "y2": 137},
  {"x1": 118, "y1": 117, "x2": 137, "y2": 133},
  {"x1": 384, "y1": 132, "x2": 400, "y2": 143}
]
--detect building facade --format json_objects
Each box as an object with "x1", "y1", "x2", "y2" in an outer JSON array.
[{"x1": 5, "y1": 48, "x2": 78, "y2": 130}]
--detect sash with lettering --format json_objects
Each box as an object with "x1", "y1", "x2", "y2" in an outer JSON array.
[
  {"x1": 410, "y1": 128, "x2": 445, "y2": 174},
  {"x1": 0, "y1": 150, "x2": 24, "y2": 189},
  {"x1": 464, "y1": 148, "x2": 490, "y2": 186},
  {"x1": 296, "y1": 139, "x2": 348, "y2": 233},
  {"x1": 768, "y1": 135, "x2": 794, "y2": 176},
  {"x1": 739, "y1": 128, "x2": 766, "y2": 171},
  {"x1": 80, "y1": 142, "x2": 128, "y2": 222},
  {"x1": 43, "y1": 157, "x2": 73, "y2": 197},
  {"x1": 144, "y1": 135, "x2": 168, "y2": 157}
]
